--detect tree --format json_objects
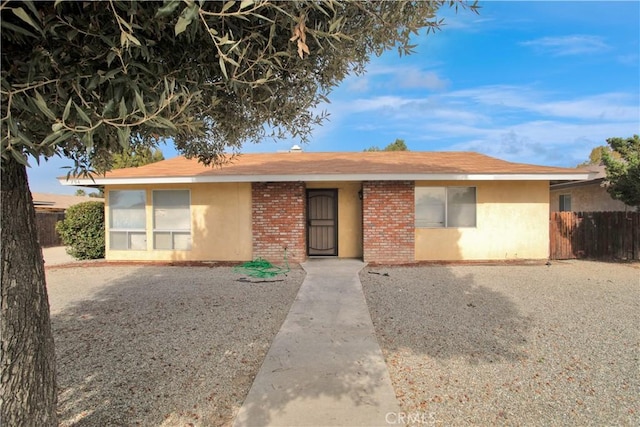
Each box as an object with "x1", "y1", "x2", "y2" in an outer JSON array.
[
  {"x1": 112, "y1": 147, "x2": 164, "y2": 169},
  {"x1": 92, "y1": 145, "x2": 165, "y2": 173},
  {"x1": 364, "y1": 138, "x2": 409, "y2": 152},
  {"x1": 577, "y1": 145, "x2": 620, "y2": 167},
  {"x1": 601, "y1": 135, "x2": 640, "y2": 208},
  {"x1": 74, "y1": 189, "x2": 86, "y2": 197},
  {"x1": 0, "y1": 1, "x2": 477, "y2": 423}
]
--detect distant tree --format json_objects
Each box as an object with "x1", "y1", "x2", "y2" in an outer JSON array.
[
  {"x1": 74, "y1": 189, "x2": 86, "y2": 197},
  {"x1": 364, "y1": 138, "x2": 409, "y2": 152},
  {"x1": 578, "y1": 145, "x2": 620, "y2": 167},
  {"x1": 93, "y1": 146, "x2": 164, "y2": 173},
  {"x1": 85, "y1": 147, "x2": 161, "y2": 195},
  {"x1": 601, "y1": 135, "x2": 640, "y2": 209}
]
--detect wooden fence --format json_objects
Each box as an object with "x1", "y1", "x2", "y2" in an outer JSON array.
[
  {"x1": 550, "y1": 211, "x2": 640, "y2": 261},
  {"x1": 35, "y1": 211, "x2": 66, "y2": 247}
]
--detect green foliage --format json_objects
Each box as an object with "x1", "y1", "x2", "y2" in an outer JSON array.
[
  {"x1": 1, "y1": 1, "x2": 477, "y2": 173},
  {"x1": 93, "y1": 146, "x2": 164, "y2": 173},
  {"x1": 113, "y1": 147, "x2": 164, "y2": 169},
  {"x1": 602, "y1": 135, "x2": 640, "y2": 208},
  {"x1": 74, "y1": 189, "x2": 86, "y2": 197},
  {"x1": 364, "y1": 138, "x2": 409, "y2": 152},
  {"x1": 55, "y1": 201, "x2": 105, "y2": 260},
  {"x1": 578, "y1": 145, "x2": 620, "y2": 167}
]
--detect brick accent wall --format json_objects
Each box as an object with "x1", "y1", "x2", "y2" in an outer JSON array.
[
  {"x1": 252, "y1": 182, "x2": 306, "y2": 263},
  {"x1": 362, "y1": 181, "x2": 415, "y2": 263}
]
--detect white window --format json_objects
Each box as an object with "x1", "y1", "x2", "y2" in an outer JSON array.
[
  {"x1": 559, "y1": 194, "x2": 572, "y2": 212},
  {"x1": 415, "y1": 187, "x2": 476, "y2": 228},
  {"x1": 153, "y1": 190, "x2": 192, "y2": 250},
  {"x1": 109, "y1": 190, "x2": 147, "y2": 250}
]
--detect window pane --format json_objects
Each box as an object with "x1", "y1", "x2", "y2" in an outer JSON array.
[
  {"x1": 129, "y1": 232, "x2": 147, "y2": 250},
  {"x1": 559, "y1": 195, "x2": 571, "y2": 212},
  {"x1": 154, "y1": 232, "x2": 172, "y2": 250},
  {"x1": 153, "y1": 190, "x2": 190, "y2": 230},
  {"x1": 173, "y1": 232, "x2": 192, "y2": 250},
  {"x1": 415, "y1": 187, "x2": 445, "y2": 227},
  {"x1": 110, "y1": 190, "x2": 146, "y2": 229},
  {"x1": 110, "y1": 231, "x2": 128, "y2": 250},
  {"x1": 448, "y1": 187, "x2": 476, "y2": 227}
]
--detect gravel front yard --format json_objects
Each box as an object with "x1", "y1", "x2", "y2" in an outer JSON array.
[
  {"x1": 361, "y1": 261, "x2": 640, "y2": 427},
  {"x1": 47, "y1": 265, "x2": 304, "y2": 427},
  {"x1": 48, "y1": 260, "x2": 638, "y2": 427}
]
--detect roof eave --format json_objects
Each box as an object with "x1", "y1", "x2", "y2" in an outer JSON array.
[{"x1": 59, "y1": 172, "x2": 592, "y2": 186}]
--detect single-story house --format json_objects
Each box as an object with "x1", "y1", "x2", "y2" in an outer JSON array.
[
  {"x1": 32, "y1": 192, "x2": 104, "y2": 213},
  {"x1": 60, "y1": 151, "x2": 590, "y2": 264},
  {"x1": 549, "y1": 165, "x2": 633, "y2": 212}
]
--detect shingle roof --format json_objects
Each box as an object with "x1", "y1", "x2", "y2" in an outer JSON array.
[
  {"x1": 60, "y1": 151, "x2": 591, "y2": 186},
  {"x1": 32, "y1": 193, "x2": 104, "y2": 211}
]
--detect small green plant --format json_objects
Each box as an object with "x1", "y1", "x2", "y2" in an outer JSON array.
[{"x1": 56, "y1": 201, "x2": 105, "y2": 260}]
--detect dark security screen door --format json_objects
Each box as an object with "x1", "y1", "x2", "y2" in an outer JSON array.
[{"x1": 307, "y1": 190, "x2": 338, "y2": 256}]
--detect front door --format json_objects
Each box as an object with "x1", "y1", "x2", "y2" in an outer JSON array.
[{"x1": 307, "y1": 189, "x2": 338, "y2": 256}]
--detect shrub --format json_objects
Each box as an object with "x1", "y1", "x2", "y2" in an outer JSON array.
[{"x1": 56, "y1": 201, "x2": 105, "y2": 260}]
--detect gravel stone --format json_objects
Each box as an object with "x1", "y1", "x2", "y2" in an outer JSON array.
[
  {"x1": 361, "y1": 261, "x2": 640, "y2": 427},
  {"x1": 47, "y1": 265, "x2": 304, "y2": 427}
]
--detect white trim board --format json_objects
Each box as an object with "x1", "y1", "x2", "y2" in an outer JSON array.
[{"x1": 60, "y1": 172, "x2": 593, "y2": 186}]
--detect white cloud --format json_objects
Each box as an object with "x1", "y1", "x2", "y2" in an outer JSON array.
[
  {"x1": 342, "y1": 65, "x2": 449, "y2": 93},
  {"x1": 447, "y1": 86, "x2": 639, "y2": 121},
  {"x1": 398, "y1": 69, "x2": 450, "y2": 90},
  {"x1": 323, "y1": 82, "x2": 639, "y2": 166},
  {"x1": 349, "y1": 96, "x2": 414, "y2": 112},
  {"x1": 617, "y1": 52, "x2": 640, "y2": 66},
  {"x1": 345, "y1": 76, "x2": 370, "y2": 93},
  {"x1": 521, "y1": 35, "x2": 610, "y2": 56}
]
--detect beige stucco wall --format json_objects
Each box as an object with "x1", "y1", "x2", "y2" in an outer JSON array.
[
  {"x1": 550, "y1": 183, "x2": 631, "y2": 212},
  {"x1": 306, "y1": 181, "x2": 363, "y2": 258},
  {"x1": 415, "y1": 181, "x2": 550, "y2": 261},
  {"x1": 105, "y1": 183, "x2": 252, "y2": 261}
]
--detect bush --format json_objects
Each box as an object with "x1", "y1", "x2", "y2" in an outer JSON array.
[{"x1": 56, "y1": 201, "x2": 105, "y2": 260}]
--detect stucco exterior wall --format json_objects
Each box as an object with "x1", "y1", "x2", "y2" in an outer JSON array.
[
  {"x1": 105, "y1": 183, "x2": 252, "y2": 261},
  {"x1": 550, "y1": 182, "x2": 631, "y2": 212},
  {"x1": 306, "y1": 181, "x2": 363, "y2": 258},
  {"x1": 415, "y1": 181, "x2": 550, "y2": 261}
]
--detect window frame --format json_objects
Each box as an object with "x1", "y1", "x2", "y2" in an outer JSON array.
[
  {"x1": 108, "y1": 190, "x2": 147, "y2": 250},
  {"x1": 559, "y1": 194, "x2": 572, "y2": 212},
  {"x1": 152, "y1": 189, "x2": 192, "y2": 251},
  {"x1": 415, "y1": 186, "x2": 477, "y2": 229}
]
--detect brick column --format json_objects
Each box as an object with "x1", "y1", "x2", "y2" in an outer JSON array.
[
  {"x1": 362, "y1": 181, "x2": 415, "y2": 263},
  {"x1": 252, "y1": 182, "x2": 306, "y2": 263}
]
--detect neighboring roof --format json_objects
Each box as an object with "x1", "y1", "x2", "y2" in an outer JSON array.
[
  {"x1": 60, "y1": 151, "x2": 592, "y2": 186},
  {"x1": 550, "y1": 165, "x2": 606, "y2": 190},
  {"x1": 32, "y1": 192, "x2": 104, "y2": 210}
]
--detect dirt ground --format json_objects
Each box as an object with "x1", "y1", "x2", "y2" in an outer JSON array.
[{"x1": 361, "y1": 260, "x2": 640, "y2": 426}]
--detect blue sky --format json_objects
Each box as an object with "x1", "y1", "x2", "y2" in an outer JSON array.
[{"x1": 29, "y1": 0, "x2": 640, "y2": 195}]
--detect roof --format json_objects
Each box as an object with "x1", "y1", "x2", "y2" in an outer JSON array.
[
  {"x1": 59, "y1": 151, "x2": 593, "y2": 186},
  {"x1": 32, "y1": 193, "x2": 104, "y2": 211},
  {"x1": 550, "y1": 165, "x2": 607, "y2": 190}
]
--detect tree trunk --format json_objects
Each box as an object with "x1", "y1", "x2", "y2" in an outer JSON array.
[{"x1": 1, "y1": 156, "x2": 58, "y2": 426}]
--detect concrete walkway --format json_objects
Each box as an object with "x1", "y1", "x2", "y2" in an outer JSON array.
[
  {"x1": 233, "y1": 259, "x2": 402, "y2": 427},
  {"x1": 42, "y1": 246, "x2": 77, "y2": 266}
]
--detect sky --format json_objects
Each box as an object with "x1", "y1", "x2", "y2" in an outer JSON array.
[{"x1": 28, "y1": 0, "x2": 640, "y2": 195}]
